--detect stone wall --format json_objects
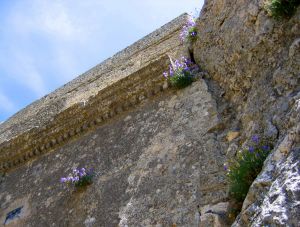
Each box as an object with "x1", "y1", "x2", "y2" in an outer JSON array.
[
  {"x1": 193, "y1": 0, "x2": 299, "y2": 139},
  {"x1": 0, "y1": 13, "x2": 230, "y2": 227},
  {"x1": 193, "y1": 0, "x2": 300, "y2": 226},
  {"x1": 0, "y1": 79, "x2": 228, "y2": 226},
  {"x1": 0, "y1": 14, "x2": 190, "y2": 173},
  {"x1": 0, "y1": 1, "x2": 299, "y2": 226}
]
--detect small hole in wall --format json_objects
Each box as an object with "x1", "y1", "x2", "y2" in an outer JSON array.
[
  {"x1": 189, "y1": 49, "x2": 196, "y2": 64},
  {"x1": 4, "y1": 206, "x2": 23, "y2": 225}
]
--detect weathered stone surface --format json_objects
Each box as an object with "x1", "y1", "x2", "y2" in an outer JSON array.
[
  {"x1": 0, "y1": 0, "x2": 299, "y2": 226},
  {"x1": 226, "y1": 131, "x2": 240, "y2": 142},
  {"x1": 233, "y1": 98, "x2": 300, "y2": 226},
  {"x1": 194, "y1": 0, "x2": 300, "y2": 135},
  {"x1": 193, "y1": 0, "x2": 300, "y2": 225},
  {"x1": 0, "y1": 80, "x2": 227, "y2": 226},
  {"x1": 233, "y1": 126, "x2": 300, "y2": 226},
  {"x1": 0, "y1": 13, "x2": 189, "y2": 145},
  {"x1": 199, "y1": 202, "x2": 231, "y2": 227},
  {"x1": 0, "y1": 14, "x2": 190, "y2": 172}
]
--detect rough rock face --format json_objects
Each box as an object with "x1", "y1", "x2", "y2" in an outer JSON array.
[
  {"x1": 193, "y1": 0, "x2": 300, "y2": 226},
  {"x1": 233, "y1": 126, "x2": 300, "y2": 226},
  {"x1": 117, "y1": 80, "x2": 227, "y2": 226},
  {"x1": 193, "y1": 0, "x2": 299, "y2": 146}
]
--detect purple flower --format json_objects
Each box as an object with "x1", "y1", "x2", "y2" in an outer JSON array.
[
  {"x1": 79, "y1": 168, "x2": 86, "y2": 177},
  {"x1": 252, "y1": 135, "x2": 259, "y2": 144},
  {"x1": 223, "y1": 164, "x2": 228, "y2": 171},
  {"x1": 163, "y1": 56, "x2": 198, "y2": 86},
  {"x1": 187, "y1": 18, "x2": 196, "y2": 26},
  {"x1": 73, "y1": 168, "x2": 79, "y2": 175},
  {"x1": 248, "y1": 146, "x2": 255, "y2": 153},
  {"x1": 169, "y1": 66, "x2": 174, "y2": 76},
  {"x1": 61, "y1": 166, "x2": 93, "y2": 187},
  {"x1": 60, "y1": 178, "x2": 67, "y2": 183},
  {"x1": 262, "y1": 145, "x2": 270, "y2": 151},
  {"x1": 80, "y1": 168, "x2": 86, "y2": 175},
  {"x1": 180, "y1": 17, "x2": 197, "y2": 42},
  {"x1": 67, "y1": 176, "x2": 73, "y2": 181}
]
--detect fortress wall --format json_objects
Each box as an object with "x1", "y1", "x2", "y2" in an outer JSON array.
[
  {"x1": 0, "y1": 14, "x2": 189, "y2": 145},
  {"x1": 0, "y1": 13, "x2": 230, "y2": 226},
  {"x1": 0, "y1": 14, "x2": 190, "y2": 173},
  {"x1": 0, "y1": 79, "x2": 227, "y2": 226},
  {"x1": 2, "y1": 1, "x2": 298, "y2": 225}
]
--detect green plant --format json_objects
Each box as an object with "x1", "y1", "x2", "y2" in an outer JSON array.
[
  {"x1": 168, "y1": 69, "x2": 194, "y2": 89},
  {"x1": 224, "y1": 135, "x2": 272, "y2": 202},
  {"x1": 61, "y1": 167, "x2": 94, "y2": 188},
  {"x1": 163, "y1": 56, "x2": 199, "y2": 89},
  {"x1": 186, "y1": 26, "x2": 198, "y2": 42},
  {"x1": 266, "y1": 0, "x2": 300, "y2": 19},
  {"x1": 180, "y1": 17, "x2": 198, "y2": 43}
]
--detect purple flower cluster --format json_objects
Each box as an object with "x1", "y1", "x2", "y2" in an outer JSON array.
[
  {"x1": 261, "y1": 145, "x2": 270, "y2": 151},
  {"x1": 248, "y1": 146, "x2": 255, "y2": 153},
  {"x1": 180, "y1": 17, "x2": 197, "y2": 42},
  {"x1": 243, "y1": 135, "x2": 272, "y2": 155},
  {"x1": 60, "y1": 168, "x2": 88, "y2": 184},
  {"x1": 252, "y1": 135, "x2": 260, "y2": 144},
  {"x1": 163, "y1": 56, "x2": 196, "y2": 79}
]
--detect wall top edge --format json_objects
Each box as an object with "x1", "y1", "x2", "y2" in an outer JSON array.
[{"x1": 0, "y1": 13, "x2": 190, "y2": 144}]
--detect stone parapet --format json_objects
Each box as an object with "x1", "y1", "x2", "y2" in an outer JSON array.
[{"x1": 0, "y1": 13, "x2": 190, "y2": 172}]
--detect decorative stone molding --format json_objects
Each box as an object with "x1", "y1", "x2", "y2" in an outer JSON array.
[{"x1": 0, "y1": 14, "x2": 191, "y2": 172}]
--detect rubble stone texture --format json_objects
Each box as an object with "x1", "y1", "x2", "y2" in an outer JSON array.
[
  {"x1": 0, "y1": 14, "x2": 229, "y2": 227},
  {"x1": 0, "y1": 79, "x2": 228, "y2": 226},
  {"x1": 193, "y1": 0, "x2": 299, "y2": 226}
]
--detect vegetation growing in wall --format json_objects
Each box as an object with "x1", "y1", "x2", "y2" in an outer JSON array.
[
  {"x1": 224, "y1": 135, "x2": 272, "y2": 202},
  {"x1": 265, "y1": 0, "x2": 300, "y2": 19},
  {"x1": 180, "y1": 17, "x2": 198, "y2": 43},
  {"x1": 60, "y1": 167, "x2": 94, "y2": 188},
  {"x1": 163, "y1": 56, "x2": 199, "y2": 89}
]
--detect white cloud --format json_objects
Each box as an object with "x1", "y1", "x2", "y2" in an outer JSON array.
[
  {"x1": 0, "y1": 49, "x2": 48, "y2": 98},
  {"x1": 38, "y1": 2, "x2": 78, "y2": 38},
  {"x1": 13, "y1": 51, "x2": 48, "y2": 97},
  {"x1": 0, "y1": 0, "x2": 204, "y2": 111},
  {"x1": 5, "y1": 0, "x2": 107, "y2": 84},
  {"x1": 10, "y1": 0, "x2": 83, "y2": 40}
]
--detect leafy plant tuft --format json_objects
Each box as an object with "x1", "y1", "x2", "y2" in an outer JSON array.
[
  {"x1": 163, "y1": 56, "x2": 199, "y2": 89},
  {"x1": 224, "y1": 135, "x2": 273, "y2": 202},
  {"x1": 60, "y1": 167, "x2": 94, "y2": 188},
  {"x1": 180, "y1": 17, "x2": 198, "y2": 43},
  {"x1": 266, "y1": 0, "x2": 300, "y2": 19}
]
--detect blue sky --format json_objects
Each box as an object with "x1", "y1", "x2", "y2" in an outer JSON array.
[{"x1": 0, "y1": 0, "x2": 203, "y2": 122}]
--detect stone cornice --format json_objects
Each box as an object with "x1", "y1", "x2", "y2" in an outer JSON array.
[
  {"x1": 0, "y1": 14, "x2": 192, "y2": 172},
  {"x1": 0, "y1": 56, "x2": 173, "y2": 172},
  {"x1": 0, "y1": 13, "x2": 189, "y2": 145}
]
